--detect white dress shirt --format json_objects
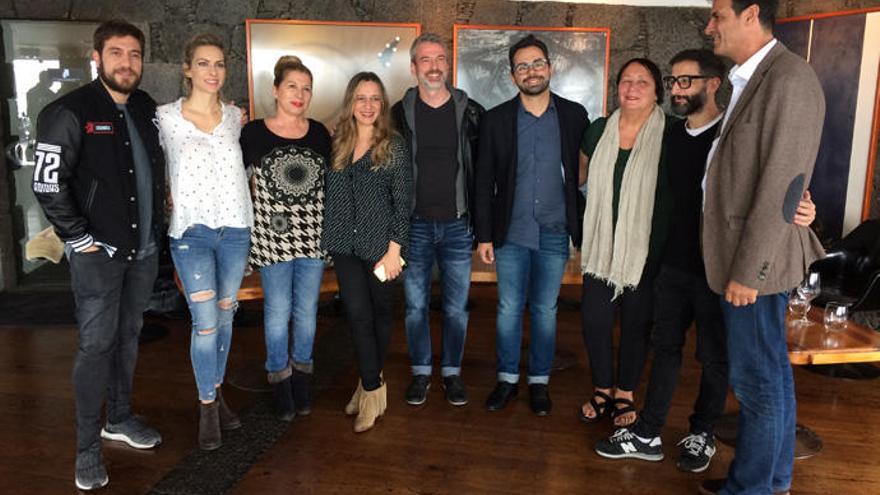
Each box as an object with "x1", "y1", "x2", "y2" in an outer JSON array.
[{"x1": 703, "y1": 38, "x2": 778, "y2": 197}]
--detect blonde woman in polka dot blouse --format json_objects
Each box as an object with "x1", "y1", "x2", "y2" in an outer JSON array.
[{"x1": 156, "y1": 33, "x2": 253, "y2": 451}]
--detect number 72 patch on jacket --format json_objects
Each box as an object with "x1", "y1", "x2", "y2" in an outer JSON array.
[{"x1": 32, "y1": 142, "x2": 62, "y2": 193}]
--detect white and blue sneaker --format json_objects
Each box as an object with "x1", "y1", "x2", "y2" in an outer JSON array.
[
  {"x1": 595, "y1": 427, "x2": 664, "y2": 462},
  {"x1": 100, "y1": 416, "x2": 162, "y2": 449}
]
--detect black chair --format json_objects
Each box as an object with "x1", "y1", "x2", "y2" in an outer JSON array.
[
  {"x1": 807, "y1": 219, "x2": 880, "y2": 379},
  {"x1": 811, "y1": 219, "x2": 880, "y2": 313}
]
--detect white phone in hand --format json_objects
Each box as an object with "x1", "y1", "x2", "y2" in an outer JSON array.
[{"x1": 373, "y1": 258, "x2": 406, "y2": 282}]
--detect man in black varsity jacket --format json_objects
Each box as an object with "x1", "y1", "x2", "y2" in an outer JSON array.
[
  {"x1": 32, "y1": 20, "x2": 165, "y2": 491},
  {"x1": 474, "y1": 34, "x2": 588, "y2": 416},
  {"x1": 594, "y1": 49, "x2": 816, "y2": 475}
]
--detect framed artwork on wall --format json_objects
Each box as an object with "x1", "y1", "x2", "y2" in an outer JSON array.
[
  {"x1": 452, "y1": 24, "x2": 610, "y2": 120},
  {"x1": 246, "y1": 20, "x2": 421, "y2": 126},
  {"x1": 775, "y1": 8, "x2": 880, "y2": 240}
]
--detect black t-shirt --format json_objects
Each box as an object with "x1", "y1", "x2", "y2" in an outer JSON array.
[
  {"x1": 662, "y1": 117, "x2": 721, "y2": 275},
  {"x1": 414, "y1": 96, "x2": 458, "y2": 220},
  {"x1": 240, "y1": 118, "x2": 331, "y2": 266}
]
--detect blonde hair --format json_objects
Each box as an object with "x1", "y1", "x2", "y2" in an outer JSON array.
[
  {"x1": 273, "y1": 55, "x2": 312, "y2": 86},
  {"x1": 182, "y1": 32, "x2": 225, "y2": 99},
  {"x1": 331, "y1": 72, "x2": 395, "y2": 171}
]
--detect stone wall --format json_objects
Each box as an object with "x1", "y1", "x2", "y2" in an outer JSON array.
[{"x1": 0, "y1": 0, "x2": 878, "y2": 289}]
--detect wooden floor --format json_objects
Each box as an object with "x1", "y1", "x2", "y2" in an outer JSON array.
[{"x1": 1, "y1": 284, "x2": 879, "y2": 494}]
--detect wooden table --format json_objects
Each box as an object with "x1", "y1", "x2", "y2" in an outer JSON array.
[
  {"x1": 470, "y1": 249, "x2": 583, "y2": 284},
  {"x1": 716, "y1": 306, "x2": 880, "y2": 458},
  {"x1": 787, "y1": 306, "x2": 880, "y2": 364},
  {"x1": 174, "y1": 267, "x2": 339, "y2": 302},
  {"x1": 173, "y1": 268, "x2": 339, "y2": 391}
]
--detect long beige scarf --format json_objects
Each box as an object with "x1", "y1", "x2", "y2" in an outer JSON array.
[{"x1": 580, "y1": 105, "x2": 665, "y2": 298}]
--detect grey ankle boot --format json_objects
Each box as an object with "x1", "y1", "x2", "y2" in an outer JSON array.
[
  {"x1": 199, "y1": 401, "x2": 222, "y2": 451},
  {"x1": 273, "y1": 377, "x2": 296, "y2": 422},
  {"x1": 215, "y1": 388, "x2": 241, "y2": 431},
  {"x1": 291, "y1": 369, "x2": 313, "y2": 416}
]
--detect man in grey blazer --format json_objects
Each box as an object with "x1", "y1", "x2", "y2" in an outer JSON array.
[{"x1": 699, "y1": 1, "x2": 825, "y2": 494}]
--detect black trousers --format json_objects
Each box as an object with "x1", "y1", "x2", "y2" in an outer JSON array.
[
  {"x1": 333, "y1": 253, "x2": 395, "y2": 391},
  {"x1": 633, "y1": 265, "x2": 729, "y2": 438},
  {"x1": 581, "y1": 262, "x2": 658, "y2": 392},
  {"x1": 69, "y1": 249, "x2": 158, "y2": 452}
]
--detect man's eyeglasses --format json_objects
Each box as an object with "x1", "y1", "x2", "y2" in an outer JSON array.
[
  {"x1": 514, "y1": 58, "x2": 549, "y2": 74},
  {"x1": 663, "y1": 75, "x2": 710, "y2": 90}
]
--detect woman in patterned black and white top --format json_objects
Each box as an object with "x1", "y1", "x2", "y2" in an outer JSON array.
[
  {"x1": 323, "y1": 72, "x2": 411, "y2": 433},
  {"x1": 240, "y1": 56, "x2": 331, "y2": 421},
  {"x1": 157, "y1": 33, "x2": 252, "y2": 451}
]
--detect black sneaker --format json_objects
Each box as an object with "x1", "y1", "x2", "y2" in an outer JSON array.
[
  {"x1": 595, "y1": 427, "x2": 664, "y2": 461},
  {"x1": 442, "y1": 375, "x2": 468, "y2": 406},
  {"x1": 75, "y1": 444, "x2": 109, "y2": 491},
  {"x1": 405, "y1": 375, "x2": 431, "y2": 405},
  {"x1": 676, "y1": 431, "x2": 716, "y2": 473}
]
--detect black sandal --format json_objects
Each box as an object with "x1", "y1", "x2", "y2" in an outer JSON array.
[
  {"x1": 611, "y1": 397, "x2": 638, "y2": 426},
  {"x1": 578, "y1": 390, "x2": 613, "y2": 424}
]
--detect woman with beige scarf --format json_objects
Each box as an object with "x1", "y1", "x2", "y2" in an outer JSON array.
[{"x1": 577, "y1": 58, "x2": 673, "y2": 428}]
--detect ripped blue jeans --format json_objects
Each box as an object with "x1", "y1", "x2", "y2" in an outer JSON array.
[{"x1": 171, "y1": 224, "x2": 251, "y2": 402}]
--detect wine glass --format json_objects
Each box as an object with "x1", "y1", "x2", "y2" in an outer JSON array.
[
  {"x1": 791, "y1": 272, "x2": 821, "y2": 326},
  {"x1": 824, "y1": 302, "x2": 849, "y2": 332},
  {"x1": 788, "y1": 292, "x2": 811, "y2": 327}
]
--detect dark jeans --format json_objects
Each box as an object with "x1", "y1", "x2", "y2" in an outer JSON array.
[
  {"x1": 69, "y1": 249, "x2": 158, "y2": 452},
  {"x1": 634, "y1": 265, "x2": 728, "y2": 439},
  {"x1": 581, "y1": 262, "x2": 658, "y2": 391},
  {"x1": 333, "y1": 253, "x2": 395, "y2": 391},
  {"x1": 720, "y1": 293, "x2": 794, "y2": 495}
]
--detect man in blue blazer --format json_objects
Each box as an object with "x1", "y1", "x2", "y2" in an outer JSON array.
[{"x1": 474, "y1": 34, "x2": 589, "y2": 416}]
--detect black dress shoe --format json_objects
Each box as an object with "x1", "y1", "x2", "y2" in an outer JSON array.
[
  {"x1": 485, "y1": 381, "x2": 518, "y2": 411},
  {"x1": 528, "y1": 383, "x2": 552, "y2": 416}
]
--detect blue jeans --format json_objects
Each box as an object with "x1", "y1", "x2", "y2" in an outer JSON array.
[
  {"x1": 494, "y1": 230, "x2": 569, "y2": 384},
  {"x1": 403, "y1": 218, "x2": 473, "y2": 377},
  {"x1": 719, "y1": 293, "x2": 794, "y2": 495},
  {"x1": 171, "y1": 225, "x2": 251, "y2": 402},
  {"x1": 260, "y1": 257, "x2": 325, "y2": 374}
]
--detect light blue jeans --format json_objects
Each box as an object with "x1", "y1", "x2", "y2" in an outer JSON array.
[
  {"x1": 260, "y1": 257, "x2": 325, "y2": 374},
  {"x1": 171, "y1": 224, "x2": 250, "y2": 402}
]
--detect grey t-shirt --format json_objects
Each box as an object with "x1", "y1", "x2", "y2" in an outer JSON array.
[{"x1": 118, "y1": 103, "x2": 156, "y2": 259}]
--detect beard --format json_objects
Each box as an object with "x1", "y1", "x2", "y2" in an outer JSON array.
[
  {"x1": 98, "y1": 61, "x2": 142, "y2": 94},
  {"x1": 671, "y1": 89, "x2": 707, "y2": 116},
  {"x1": 418, "y1": 70, "x2": 447, "y2": 91},
  {"x1": 517, "y1": 75, "x2": 550, "y2": 96}
]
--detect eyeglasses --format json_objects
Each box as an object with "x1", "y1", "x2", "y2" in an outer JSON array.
[
  {"x1": 663, "y1": 75, "x2": 710, "y2": 90},
  {"x1": 513, "y1": 58, "x2": 549, "y2": 74}
]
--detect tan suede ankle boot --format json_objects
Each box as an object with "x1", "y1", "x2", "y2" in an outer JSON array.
[
  {"x1": 344, "y1": 380, "x2": 363, "y2": 416},
  {"x1": 354, "y1": 382, "x2": 386, "y2": 433}
]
